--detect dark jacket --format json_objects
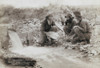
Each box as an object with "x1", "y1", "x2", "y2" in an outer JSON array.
[
  {"x1": 77, "y1": 19, "x2": 90, "y2": 33},
  {"x1": 41, "y1": 19, "x2": 55, "y2": 32},
  {"x1": 65, "y1": 18, "x2": 76, "y2": 31}
]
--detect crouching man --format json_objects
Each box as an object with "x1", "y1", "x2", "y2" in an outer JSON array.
[
  {"x1": 71, "y1": 11, "x2": 91, "y2": 45},
  {"x1": 63, "y1": 13, "x2": 75, "y2": 35},
  {"x1": 40, "y1": 14, "x2": 57, "y2": 46},
  {"x1": 63, "y1": 13, "x2": 77, "y2": 42}
]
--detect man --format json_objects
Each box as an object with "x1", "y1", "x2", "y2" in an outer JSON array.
[
  {"x1": 63, "y1": 13, "x2": 76, "y2": 35},
  {"x1": 40, "y1": 14, "x2": 57, "y2": 46},
  {"x1": 71, "y1": 11, "x2": 91, "y2": 45}
]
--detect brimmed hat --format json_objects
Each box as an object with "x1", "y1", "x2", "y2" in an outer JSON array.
[
  {"x1": 65, "y1": 13, "x2": 72, "y2": 18},
  {"x1": 73, "y1": 11, "x2": 82, "y2": 18},
  {"x1": 46, "y1": 14, "x2": 53, "y2": 19}
]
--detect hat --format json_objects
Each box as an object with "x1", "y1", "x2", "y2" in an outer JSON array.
[
  {"x1": 46, "y1": 14, "x2": 53, "y2": 19},
  {"x1": 73, "y1": 11, "x2": 81, "y2": 18},
  {"x1": 65, "y1": 13, "x2": 72, "y2": 18}
]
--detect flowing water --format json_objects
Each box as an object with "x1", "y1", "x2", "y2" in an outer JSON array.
[{"x1": 8, "y1": 30, "x2": 23, "y2": 50}]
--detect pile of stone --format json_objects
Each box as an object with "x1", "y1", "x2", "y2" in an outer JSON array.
[{"x1": 3, "y1": 52, "x2": 36, "y2": 67}]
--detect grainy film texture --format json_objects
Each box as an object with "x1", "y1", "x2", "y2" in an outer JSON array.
[{"x1": 0, "y1": 0, "x2": 100, "y2": 68}]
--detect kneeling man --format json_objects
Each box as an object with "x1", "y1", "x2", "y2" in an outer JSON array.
[{"x1": 71, "y1": 11, "x2": 91, "y2": 45}]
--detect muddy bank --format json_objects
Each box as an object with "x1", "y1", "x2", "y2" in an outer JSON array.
[{"x1": 1, "y1": 46, "x2": 99, "y2": 68}]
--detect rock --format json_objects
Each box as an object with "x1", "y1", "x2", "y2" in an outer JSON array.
[
  {"x1": 88, "y1": 50, "x2": 98, "y2": 56},
  {"x1": 3, "y1": 52, "x2": 36, "y2": 67},
  {"x1": 4, "y1": 57, "x2": 36, "y2": 67}
]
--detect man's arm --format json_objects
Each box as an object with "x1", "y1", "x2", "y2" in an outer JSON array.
[
  {"x1": 73, "y1": 19, "x2": 88, "y2": 33},
  {"x1": 81, "y1": 20, "x2": 88, "y2": 33}
]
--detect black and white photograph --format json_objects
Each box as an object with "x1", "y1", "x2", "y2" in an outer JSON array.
[{"x1": 0, "y1": 0, "x2": 100, "y2": 68}]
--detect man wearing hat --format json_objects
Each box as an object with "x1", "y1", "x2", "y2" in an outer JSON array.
[
  {"x1": 40, "y1": 14, "x2": 57, "y2": 46},
  {"x1": 71, "y1": 11, "x2": 91, "y2": 45},
  {"x1": 63, "y1": 13, "x2": 76, "y2": 35}
]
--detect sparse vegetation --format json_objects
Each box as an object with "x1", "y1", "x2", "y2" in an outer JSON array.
[{"x1": 0, "y1": 4, "x2": 100, "y2": 57}]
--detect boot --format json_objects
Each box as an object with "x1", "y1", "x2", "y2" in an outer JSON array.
[{"x1": 71, "y1": 37, "x2": 80, "y2": 44}]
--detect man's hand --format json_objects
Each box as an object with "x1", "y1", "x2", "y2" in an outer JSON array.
[
  {"x1": 73, "y1": 26, "x2": 84, "y2": 32},
  {"x1": 51, "y1": 26, "x2": 58, "y2": 32}
]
